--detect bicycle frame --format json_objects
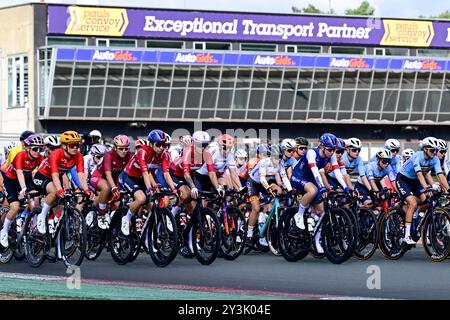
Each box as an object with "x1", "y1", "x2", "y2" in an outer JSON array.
[{"x1": 258, "y1": 197, "x2": 281, "y2": 238}]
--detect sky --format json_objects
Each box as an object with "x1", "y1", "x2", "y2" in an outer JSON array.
[{"x1": 1, "y1": 0, "x2": 450, "y2": 19}]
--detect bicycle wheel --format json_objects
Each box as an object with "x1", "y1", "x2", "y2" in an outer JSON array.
[
  {"x1": 353, "y1": 207, "x2": 379, "y2": 260},
  {"x1": 220, "y1": 207, "x2": 246, "y2": 261},
  {"x1": 147, "y1": 207, "x2": 178, "y2": 267},
  {"x1": 278, "y1": 207, "x2": 310, "y2": 262},
  {"x1": 192, "y1": 207, "x2": 220, "y2": 265},
  {"x1": 378, "y1": 207, "x2": 407, "y2": 260},
  {"x1": 84, "y1": 208, "x2": 105, "y2": 261},
  {"x1": 22, "y1": 208, "x2": 48, "y2": 268},
  {"x1": 58, "y1": 207, "x2": 87, "y2": 267},
  {"x1": 422, "y1": 209, "x2": 450, "y2": 262},
  {"x1": 322, "y1": 207, "x2": 355, "y2": 264},
  {"x1": 108, "y1": 207, "x2": 133, "y2": 265},
  {"x1": 266, "y1": 212, "x2": 281, "y2": 256}
]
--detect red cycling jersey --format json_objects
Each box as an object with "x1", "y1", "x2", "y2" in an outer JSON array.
[
  {"x1": 4, "y1": 150, "x2": 44, "y2": 180},
  {"x1": 125, "y1": 145, "x2": 170, "y2": 178},
  {"x1": 93, "y1": 150, "x2": 132, "y2": 181},
  {"x1": 170, "y1": 146, "x2": 208, "y2": 178},
  {"x1": 38, "y1": 148, "x2": 84, "y2": 178}
]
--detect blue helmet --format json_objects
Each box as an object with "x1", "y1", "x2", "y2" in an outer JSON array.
[
  {"x1": 256, "y1": 144, "x2": 269, "y2": 155},
  {"x1": 320, "y1": 133, "x2": 337, "y2": 148},
  {"x1": 147, "y1": 130, "x2": 167, "y2": 144},
  {"x1": 336, "y1": 138, "x2": 346, "y2": 151}
]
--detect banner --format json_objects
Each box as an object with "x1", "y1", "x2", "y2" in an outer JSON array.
[
  {"x1": 55, "y1": 48, "x2": 450, "y2": 71},
  {"x1": 48, "y1": 5, "x2": 450, "y2": 48}
]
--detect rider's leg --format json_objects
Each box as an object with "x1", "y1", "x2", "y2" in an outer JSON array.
[
  {"x1": 294, "y1": 182, "x2": 317, "y2": 229},
  {"x1": 312, "y1": 202, "x2": 325, "y2": 253},
  {"x1": 37, "y1": 182, "x2": 57, "y2": 234},
  {"x1": 404, "y1": 195, "x2": 418, "y2": 240},
  {"x1": 97, "y1": 179, "x2": 111, "y2": 215},
  {"x1": 0, "y1": 201, "x2": 20, "y2": 247}
]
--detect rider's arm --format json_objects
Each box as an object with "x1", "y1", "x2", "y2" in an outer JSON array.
[
  {"x1": 331, "y1": 154, "x2": 348, "y2": 190},
  {"x1": 366, "y1": 164, "x2": 379, "y2": 192},
  {"x1": 162, "y1": 152, "x2": 176, "y2": 190},
  {"x1": 205, "y1": 151, "x2": 220, "y2": 189},
  {"x1": 306, "y1": 149, "x2": 326, "y2": 188},
  {"x1": 319, "y1": 169, "x2": 332, "y2": 190},
  {"x1": 75, "y1": 155, "x2": 89, "y2": 191},
  {"x1": 228, "y1": 165, "x2": 242, "y2": 190},
  {"x1": 416, "y1": 171, "x2": 429, "y2": 190},
  {"x1": 433, "y1": 157, "x2": 450, "y2": 192},
  {"x1": 16, "y1": 169, "x2": 27, "y2": 190},
  {"x1": 425, "y1": 172, "x2": 435, "y2": 187},
  {"x1": 279, "y1": 167, "x2": 292, "y2": 192}
]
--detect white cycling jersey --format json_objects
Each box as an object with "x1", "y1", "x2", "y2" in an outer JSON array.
[
  {"x1": 84, "y1": 154, "x2": 101, "y2": 176},
  {"x1": 249, "y1": 157, "x2": 292, "y2": 191},
  {"x1": 196, "y1": 149, "x2": 236, "y2": 175}
]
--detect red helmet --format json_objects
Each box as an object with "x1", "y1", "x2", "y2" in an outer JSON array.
[
  {"x1": 113, "y1": 135, "x2": 130, "y2": 148},
  {"x1": 217, "y1": 134, "x2": 235, "y2": 148},
  {"x1": 134, "y1": 138, "x2": 146, "y2": 148}
]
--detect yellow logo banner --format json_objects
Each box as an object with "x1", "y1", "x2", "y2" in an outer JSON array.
[
  {"x1": 381, "y1": 19, "x2": 434, "y2": 47},
  {"x1": 65, "y1": 6, "x2": 128, "y2": 36}
]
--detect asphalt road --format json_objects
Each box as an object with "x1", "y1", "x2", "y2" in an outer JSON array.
[{"x1": 1, "y1": 246, "x2": 450, "y2": 299}]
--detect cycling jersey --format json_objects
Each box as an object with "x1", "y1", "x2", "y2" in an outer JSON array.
[
  {"x1": 249, "y1": 157, "x2": 292, "y2": 191},
  {"x1": 235, "y1": 163, "x2": 247, "y2": 176},
  {"x1": 281, "y1": 157, "x2": 297, "y2": 169},
  {"x1": 196, "y1": 149, "x2": 236, "y2": 176},
  {"x1": 38, "y1": 148, "x2": 84, "y2": 178},
  {"x1": 92, "y1": 150, "x2": 132, "y2": 181},
  {"x1": 170, "y1": 146, "x2": 206, "y2": 178},
  {"x1": 331, "y1": 152, "x2": 366, "y2": 178},
  {"x1": 238, "y1": 157, "x2": 259, "y2": 180},
  {"x1": 371, "y1": 154, "x2": 401, "y2": 175},
  {"x1": 4, "y1": 150, "x2": 43, "y2": 180},
  {"x1": 124, "y1": 145, "x2": 170, "y2": 178},
  {"x1": 399, "y1": 151, "x2": 443, "y2": 179},
  {"x1": 83, "y1": 154, "x2": 100, "y2": 177},
  {"x1": 6, "y1": 145, "x2": 23, "y2": 166},
  {"x1": 321, "y1": 159, "x2": 347, "y2": 176},
  {"x1": 363, "y1": 161, "x2": 396, "y2": 184}
]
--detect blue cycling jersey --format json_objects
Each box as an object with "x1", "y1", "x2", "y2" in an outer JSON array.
[
  {"x1": 292, "y1": 148, "x2": 331, "y2": 182},
  {"x1": 370, "y1": 154, "x2": 401, "y2": 175},
  {"x1": 68, "y1": 166, "x2": 83, "y2": 190},
  {"x1": 281, "y1": 157, "x2": 297, "y2": 169},
  {"x1": 361, "y1": 161, "x2": 395, "y2": 184},
  {"x1": 329, "y1": 152, "x2": 366, "y2": 179},
  {"x1": 400, "y1": 151, "x2": 443, "y2": 179}
]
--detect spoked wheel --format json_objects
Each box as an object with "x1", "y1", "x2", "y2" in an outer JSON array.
[
  {"x1": 23, "y1": 209, "x2": 49, "y2": 268},
  {"x1": 192, "y1": 207, "x2": 220, "y2": 265},
  {"x1": 378, "y1": 207, "x2": 407, "y2": 260},
  {"x1": 58, "y1": 208, "x2": 87, "y2": 268},
  {"x1": 322, "y1": 208, "x2": 355, "y2": 264},
  {"x1": 147, "y1": 207, "x2": 178, "y2": 267},
  {"x1": 84, "y1": 208, "x2": 105, "y2": 261},
  {"x1": 353, "y1": 208, "x2": 379, "y2": 260},
  {"x1": 278, "y1": 208, "x2": 311, "y2": 262},
  {"x1": 422, "y1": 209, "x2": 450, "y2": 262},
  {"x1": 108, "y1": 208, "x2": 133, "y2": 265},
  {"x1": 0, "y1": 242, "x2": 14, "y2": 264},
  {"x1": 266, "y1": 213, "x2": 281, "y2": 256},
  {"x1": 219, "y1": 207, "x2": 246, "y2": 261}
]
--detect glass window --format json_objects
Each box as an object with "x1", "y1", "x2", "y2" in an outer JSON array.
[
  {"x1": 107, "y1": 64, "x2": 124, "y2": 86},
  {"x1": 310, "y1": 91, "x2": 325, "y2": 111},
  {"x1": 156, "y1": 66, "x2": 173, "y2": 88},
  {"x1": 89, "y1": 63, "x2": 107, "y2": 86},
  {"x1": 324, "y1": 90, "x2": 339, "y2": 110},
  {"x1": 339, "y1": 91, "x2": 355, "y2": 111},
  {"x1": 120, "y1": 88, "x2": 137, "y2": 107},
  {"x1": 123, "y1": 65, "x2": 140, "y2": 87},
  {"x1": 146, "y1": 40, "x2": 184, "y2": 49},
  {"x1": 400, "y1": 72, "x2": 415, "y2": 90},
  {"x1": 104, "y1": 87, "x2": 121, "y2": 107},
  {"x1": 73, "y1": 63, "x2": 90, "y2": 86},
  {"x1": 8, "y1": 55, "x2": 29, "y2": 108},
  {"x1": 386, "y1": 72, "x2": 401, "y2": 88},
  {"x1": 47, "y1": 37, "x2": 87, "y2": 46},
  {"x1": 264, "y1": 90, "x2": 280, "y2": 110},
  {"x1": 205, "y1": 42, "x2": 231, "y2": 50},
  {"x1": 375, "y1": 47, "x2": 409, "y2": 56},
  {"x1": 249, "y1": 90, "x2": 264, "y2": 110},
  {"x1": 70, "y1": 87, "x2": 87, "y2": 106},
  {"x1": 426, "y1": 91, "x2": 441, "y2": 113},
  {"x1": 204, "y1": 67, "x2": 221, "y2": 88},
  {"x1": 384, "y1": 90, "x2": 399, "y2": 112},
  {"x1": 140, "y1": 65, "x2": 156, "y2": 87},
  {"x1": 218, "y1": 89, "x2": 233, "y2": 109},
  {"x1": 297, "y1": 45, "x2": 321, "y2": 53},
  {"x1": 397, "y1": 91, "x2": 412, "y2": 112},
  {"x1": 87, "y1": 87, "x2": 104, "y2": 107},
  {"x1": 137, "y1": 88, "x2": 153, "y2": 108},
  {"x1": 97, "y1": 38, "x2": 137, "y2": 48},
  {"x1": 414, "y1": 72, "x2": 430, "y2": 90},
  {"x1": 330, "y1": 47, "x2": 365, "y2": 55},
  {"x1": 418, "y1": 49, "x2": 450, "y2": 58},
  {"x1": 194, "y1": 42, "x2": 205, "y2": 50},
  {"x1": 412, "y1": 90, "x2": 427, "y2": 111},
  {"x1": 241, "y1": 43, "x2": 277, "y2": 52},
  {"x1": 51, "y1": 87, "x2": 69, "y2": 106},
  {"x1": 354, "y1": 90, "x2": 369, "y2": 111},
  {"x1": 201, "y1": 89, "x2": 217, "y2": 109},
  {"x1": 53, "y1": 62, "x2": 73, "y2": 86}
]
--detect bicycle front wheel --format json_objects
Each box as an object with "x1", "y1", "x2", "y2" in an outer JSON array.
[
  {"x1": 192, "y1": 207, "x2": 220, "y2": 265},
  {"x1": 58, "y1": 208, "x2": 87, "y2": 268},
  {"x1": 422, "y1": 209, "x2": 450, "y2": 262},
  {"x1": 219, "y1": 207, "x2": 246, "y2": 261}
]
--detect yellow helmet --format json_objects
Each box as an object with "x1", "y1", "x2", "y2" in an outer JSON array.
[{"x1": 60, "y1": 131, "x2": 82, "y2": 144}]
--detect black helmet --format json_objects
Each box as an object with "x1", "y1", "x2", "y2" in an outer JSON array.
[
  {"x1": 295, "y1": 137, "x2": 309, "y2": 147},
  {"x1": 20, "y1": 130, "x2": 35, "y2": 142}
]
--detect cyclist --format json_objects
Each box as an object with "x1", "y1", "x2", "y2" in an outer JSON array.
[
  {"x1": 371, "y1": 139, "x2": 401, "y2": 175},
  {"x1": 90, "y1": 135, "x2": 132, "y2": 229},
  {"x1": 84, "y1": 144, "x2": 107, "y2": 182},
  {"x1": 134, "y1": 138, "x2": 146, "y2": 152},
  {"x1": 291, "y1": 133, "x2": 350, "y2": 253},
  {"x1": 119, "y1": 130, "x2": 170, "y2": 236},
  {"x1": 293, "y1": 137, "x2": 309, "y2": 162},
  {"x1": 44, "y1": 135, "x2": 60, "y2": 158},
  {"x1": 320, "y1": 138, "x2": 353, "y2": 191},
  {"x1": 396, "y1": 137, "x2": 449, "y2": 244},
  {"x1": 238, "y1": 144, "x2": 268, "y2": 186},
  {"x1": 6, "y1": 130, "x2": 34, "y2": 166},
  {"x1": 235, "y1": 149, "x2": 248, "y2": 180},
  {"x1": 246, "y1": 144, "x2": 292, "y2": 245},
  {"x1": 281, "y1": 138, "x2": 298, "y2": 179},
  {"x1": 32, "y1": 131, "x2": 93, "y2": 234},
  {"x1": 0, "y1": 134, "x2": 44, "y2": 248},
  {"x1": 83, "y1": 129, "x2": 103, "y2": 155},
  {"x1": 401, "y1": 148, "x2": 415, "y2": 165}
]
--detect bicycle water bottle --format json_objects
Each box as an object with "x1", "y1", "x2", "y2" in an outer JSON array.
[{"x1": 258, "y1": 212, "x2": 266, "y2": 232}]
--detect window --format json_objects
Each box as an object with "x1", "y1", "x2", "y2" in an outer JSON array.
[
  {"x1": 96, "y1": 38, "x2": 136, "y2": 47},
  {"x1": 286, "y1": 45, "x2": 321, "y2": 53},
  {"x1": 46, "y1": 37, "x2": 87, "y2": 46},
  {"x1": 194, "y1": 42, "x2": 231, "y2": 50},
  {"x1": 375, "y1": 47, "x2": 409, "y2": 56},
  {"x1": 330, "y1": 46, "x2": 365, "y2": 55},
  {"x1": 240, "y1": 43, "x2": 277, "y2": 52},
  {"x1": 146, "y1": 40, "x2": 184, "y2": 49},
  {"x1": 8, "y1": 55, "x2": 28, "y2": 108},
  {"x1": 418, "y1": 49, "x2": 450, "y2": 58},
  {"x1": 194, "y1": 42, "x2": 205, "y2": 50}
]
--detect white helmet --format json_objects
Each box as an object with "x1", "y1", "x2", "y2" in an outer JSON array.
[
  {"x1": 192, "y1": 131, "x2": 211, "y2": 144},
  {"x1": 437, "y1": 139, "x2": 448, "y2": 151},
  {"x1": 180, "y1": 135, "x2": 192, "y2": 146},
  {"x1": 376, "y1": 149, "x2": 392, "y2": 159},
  {"x1": 89, "y1": 130, "x2": 102, "y2": 138},
  {"x1": 44, "y1": 135, "x2": 60, "y2": 147},
  {"x1": 402, "y1": 148, "x2": 415, "y2": 158},
  {"x1": 281, "y1": 138, "x2": 296, "y2": 150},
  {"x1": 235, "y1": 149, "x2": 248, "y2": 159},
  {"x1": 90, "y1": 144, "x2": 107, "y2": 156},
  {"x1": 4, "y1": 142, "x2": 18, "y2": 154},
  {"x1": 345, "y1": 137, "x2": 362, "y2": 149},
  {"x1": 420, "y1": 136, "x2": 439, "y2": 149},
  {"x1": 384, "y1": 138, "x2": 400, "y2": 150}
]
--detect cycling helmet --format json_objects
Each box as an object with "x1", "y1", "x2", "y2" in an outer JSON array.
[
  {"x1": 256, "y1": 144, "x2": 270, "y2": 155},
  {"x1": 89, "y1": 130, "x2": 102, "y2": 138},
  {"x1": 134, "y1": 138, "x2": 146, "y2": 148},
  {"x1": 166, "y1": 134, "x2": 172, "y2": 145},
  {"x1": 59, "y1": 131, "x2": 81, "y2": 144},
  {"x1": 113, "y1": 135, "x2": 130, "y2": 148},
  {"x1": 336, "y1": 138, "x2": 346, "y2": 151},
  {"x1": 192, "y1": 131, "x2": 211, "y2": 144},
  {"x1": 44, "y1": 135, "x2": 60, "y2": 147},
  {"x1": 90, "y1": 144, "x2": 107, "y2": 156},
  {"x1": 235, "y1": 149, "x2": 248, "y2": 159},
  {"x1": 20, "y1": 130, "x2": 34, "y2": 142},
  {"x1": 180, "y1": 135, "x2": 193, "y2": 146},
  {"x1": 345, "y1": 137, "x2": 362, "y2": 149},
  {"x1": 24, "y1": 134, "x2": 44, "y2": 147},
  {"x1": 402, "y1": 148, "x2": 415, "y2": 158},
  {"x1": 420, "y1": 137, "x2": 439, "y2": 149},
  {"x1": 437, "y1": 139, "x2": 448, "y2": 151},
  {"x1": 319, "y1": 133, "x2": 337, "y2": 148},
  {"x1": 295, "y1": 137, "x2": 309, "y2": 147},
  {"x1": 281, "y1": 139, "x2": 297, "y2": 150},
  {"x1": 376, "y1": 149, "x2": 393, "y2": 160},
  {"x1": 384, "y1": 138, "x2": 400, "y2": 150},
  {"x1": 217, "y1": 134, "x2": 235, "y2": 148},
  {"x1": 147, "y1": 130, "x2": 167, "y2": 144},
  {"x1": 270, "y1": 145, "x2": 283, "y2": 159},
  {"x1": 5, "y1": 142, "x2": 18, "y2": 154}
]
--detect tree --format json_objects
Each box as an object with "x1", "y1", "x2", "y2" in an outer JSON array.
[
  {"x1": 292, "y1": 4, "x2": 324, "y2": 14},
  {"x1": 344, "y1": 1, "x2": 375, "y2": 16}
]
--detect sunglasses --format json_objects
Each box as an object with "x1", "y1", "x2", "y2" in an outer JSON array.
[
  {"x1": 31, "y1": 146, "x2": 44, "y2": 152},
  {"x1": 298, "y1": 147, "x2": 308, "y2": 151},
  {"x1": 380, "y1": 159, "x2": 391, "y2": 165},
  {"x1": 67, "y1": 143, "x2": 80, "y2": 149},
  {"x1": 426, "y1": 148, "x2": 437, "y2": 153},
  {"x1": 117, "y1": 147, "x2": 129, "y2": 152},
  {"x1": 286, "y1": 149, "x2": 294, "y2": 153},
  {"x1": 350, "y1": 148, "x2": 361, "y2": 153},
  {"x1": 324, "y1": 147, "x2": 336, "y2": 152},
  {"x1": 336, "y1": 149, "x2": 344, "y2": 154},
  {"x1": 94, "y1": 155, "x2": 103, "y2": 160},
  {"x1": 201, "y1": 143, "x2": 209, "y2": 148},
  {"x1": 390, "y1": 148, "x2": 399, "y2": 153},
  {"x1": 439, "y1": 150, "x2": 447, "y2": 154},
  {"x1": 154, "y1": 142, "x2": 167, "y2": 148},
  {"x1": 46, "y1": 146, "x2": 59, "y2": 151}
]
